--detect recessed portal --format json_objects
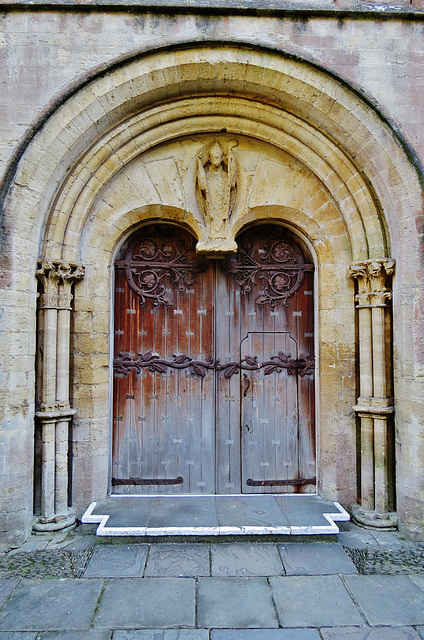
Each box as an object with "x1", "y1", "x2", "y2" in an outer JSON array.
[{"x1": 112, "y1": 224, "x2": 315, "y2": 494}]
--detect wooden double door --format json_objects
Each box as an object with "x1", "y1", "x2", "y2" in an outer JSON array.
[{"x1": 112, "y1": 224, "x2": 316, "y2": 494}]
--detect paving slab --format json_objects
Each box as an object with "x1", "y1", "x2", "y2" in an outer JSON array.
[
  {"x1": 91, "y1": 498, "x2": 153, "y2": 529},
  {"x1": 344, "y1": 575, "x2": 424, "y2": 626},
  {"x1": 410, "y1": 575, "x2": 424, "y2": 591},
  {"x1": 211, "y1": 543, "x2": 284, "y2": 576},
  {"x1": 274, "y1": 496, "x2": 340, "y2": 527},
  {"x1": 278, "y1": 543, "x2": 357, "y2": 575},
  {"x1": 337, "y1": 525, "x2": 377, "y2": 549},
  {"x1": 7, "y1": 537, "x2": 50, "y2": 555},
  {"x1": 211, "y1": 630, "x2": 320, "y2": 639},
  {"x1": 44, "y1": 530, "x2": 78, "y2": 551},
  {"x1": 93, "y1": 578, "x2": 195, "y2": 629},
  {"x1": 369, "y1": 531, "x2": 405, "y2": 549},
  {"x1": 417, "y1": 627, "x2": 424, "y2": 640},
  {"x1": 148, "y1": 497, "x2": 218, "y2": 530},
  {"x1": 0, "y1": 579, "x2": 103, "y2": 632},
  {"x1": 320, "y1": 627, "x2": 422, "y2": 639},
  {"x1": 144, "y1": 544, "x2": 209, "y2": 577},
  {"x1": 113, "y1": 632, "x2": 209, "y2": 639},
  {"x1": 39, "y1": 633, "x2": 112, "y2": 639},
  {"x1": 84, "y1": 545, "x2": 148, "y2": 577},
  {"x1": 215, "y1": 496, "x2": 289, "y2": 530},
  {"x1": 197, "y1": 577, "x2": 278, "y2": 628},
  {"x1": 0, "y1": 580, "x2": 20, "y2": 608},
  {"x1": 269, "y1": 575, "x2": 363, "y2": 627},
  {"x1": 0, "y1": 634, "x2": 37, "y2": 639}
]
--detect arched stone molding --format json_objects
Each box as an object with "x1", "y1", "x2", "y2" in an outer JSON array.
[
  {"x1": 44, "y1": 99, "x2": 382, "y2": 262},
  {"x1": 1, "y1": 43, "x2": 423, "y2": 542}
]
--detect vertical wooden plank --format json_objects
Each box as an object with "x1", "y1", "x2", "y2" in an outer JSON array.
[{"x1": 215, "y1": 259, "x2": 242, "y2": 494}]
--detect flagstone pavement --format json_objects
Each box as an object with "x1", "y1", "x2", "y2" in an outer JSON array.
[{"x1": 0, "y1": 521, "x2": 424, "y2": 639}]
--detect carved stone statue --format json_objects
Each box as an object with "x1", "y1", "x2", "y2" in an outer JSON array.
[{"x1": 196, "y1": 140, "x2": 238, "y2": 254}]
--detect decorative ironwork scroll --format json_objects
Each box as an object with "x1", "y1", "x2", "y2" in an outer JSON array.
[
  {"x1": 224, "y1": 238, "x2": 313, "y2": 308},
  {"x1": 114, "y1": 351, "x2": 315, "y2": 378},
  {"x1": 115, "y1": 234, "x2": 206, "y2": 307}
]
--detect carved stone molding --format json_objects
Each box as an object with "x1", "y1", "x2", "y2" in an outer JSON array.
[
  {"x1": 349, "y1": 258, "x2": 395, "y2": 307},
  {"x1": 36, "y1": 259, "x2": 85, "y2": 308}
]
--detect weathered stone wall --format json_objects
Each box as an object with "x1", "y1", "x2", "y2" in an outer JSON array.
[
  {"x1": 0, "y1": 7, "x2": 423, "y2": 547},
  {"x1": 1, "y1": 12, "x2": 424, "y2": 172}
]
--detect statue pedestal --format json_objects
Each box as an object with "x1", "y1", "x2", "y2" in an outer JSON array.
[{"x1": 196, "y1": 238, "x2": 238, "y2": 256}]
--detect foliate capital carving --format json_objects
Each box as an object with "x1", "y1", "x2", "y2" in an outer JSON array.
[
  {"x1": 349, "y1": 258, "x2": 395, "y2": 308},
  {"x1": 37, "y1": 259, "x2": 85, "y2": 309}
]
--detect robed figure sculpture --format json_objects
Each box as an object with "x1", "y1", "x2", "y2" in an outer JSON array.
[{"x1": 196, "y1": 140, "x2": 238, "y2": 253}]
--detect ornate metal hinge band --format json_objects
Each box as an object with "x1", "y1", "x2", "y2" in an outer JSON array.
[
  {"x1": 114, "y1": 351, "x2": 315, "y2": 378},
  {"x1": 246, "y1": 477, "x2": 316, "y2": 487},
  {"x1": 224, "y1": 238, "x2": 314, "y2": 308},
  {"x1": 115, "y1": 235, "x2": 206, "y2": 307},
  {"x1": 112, "y1": 476, "x2": 183, "y2": 486}
]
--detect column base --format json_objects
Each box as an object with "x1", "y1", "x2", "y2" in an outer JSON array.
[
  {"x1": 352, "y1": 505, "x2": 398, "y2": 531},
  {"x1": 32, "y1": 509, "x2": 77, "y2": 533}
]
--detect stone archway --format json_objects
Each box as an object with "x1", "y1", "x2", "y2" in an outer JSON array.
[{"x1": 2, "y1": 43, "x2": 422, "y2": 542}]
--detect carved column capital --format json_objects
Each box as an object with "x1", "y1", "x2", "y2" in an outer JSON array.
[
  {"x1": 349, "y1": 261, "x2": 371, "y2": 306},
  {"x1": 36, "y1": 259, "x2": 62, "y2": 308},
  {"x1": 368, "y1": 258, "x2": 395, "y2": 306},
  {"x1": 37, "y1": 259, "x2": 85, "y2": 308},
  {"x1": 349, "y1": 258, "x2": 395, "y2": 307}
]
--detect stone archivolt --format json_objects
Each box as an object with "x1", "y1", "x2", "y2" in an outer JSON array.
[{"x1": 44, "y1": 96, "x2": 382, "y2": 264}]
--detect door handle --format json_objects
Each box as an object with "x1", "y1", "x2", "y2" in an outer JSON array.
[{"x1": 243, "y1": 373, "x2": 251, "y2": 397}]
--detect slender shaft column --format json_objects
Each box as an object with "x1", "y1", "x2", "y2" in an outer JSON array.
[
  {"x1": 40, "y1": 419, "x2": 56, "y2": 521},
  {"x1": 34, "y1": 259, "x2": 84, "y2": 532},
  {"x1": 368, "y1": 259, "x2": 395, "y2": 519},
  {"x1": 349, "y1": 264, "x2": 375, "y2": 513},
  {"x1": 54, "y1": 278, "x2": 74, "y2": 516},
  {"x1": 350, "y1": 258, "x2": 397, "y2": 529},
  {"x1": 374, "y1": 416, "x2": 390, "y2": 515},
  {"x1": 55, "y1": 417, "x2": 72, "y2": 515}
]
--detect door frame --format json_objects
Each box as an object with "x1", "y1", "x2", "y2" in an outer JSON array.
[{"x1": 108, "y1": 220, "x2": 319, "y2": 496}]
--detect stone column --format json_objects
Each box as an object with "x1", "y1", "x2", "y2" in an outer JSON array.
[
  {"x1": 34, "y1": 259, "x2": 84, "y2": 532},
  {"x1": 350, "y1": 258, "x2": 397, "y2": 529}
]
